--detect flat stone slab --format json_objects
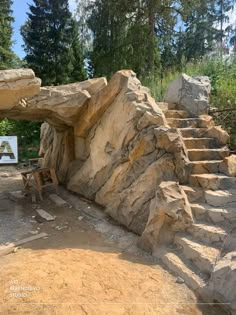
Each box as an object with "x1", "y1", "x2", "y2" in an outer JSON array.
[
  {"x1": 205, "y1": 190, "x2": 236, "y2": 207},
  {"x1": 49, "y1": 194, "x2": 67, "y2": 206},
  {"x1": 36, "y1": 209, "x2": 56, "y2": 221},
  {"x1": 9, "y1": 191, "x2": 25, "y2": 201}
]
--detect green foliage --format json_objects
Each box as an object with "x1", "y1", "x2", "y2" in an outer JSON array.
[
  {"x1": 84, "y1": 0, "x2": 167, "y2": 78},
  {"x1": 78, "y1": 0, "x2": 236, "y2": 79},
  {"x1": 0, "y1": 119, "x2": 14, "y2": 135},
  {"x1": 21, "y1": 0, "x2": 86, "y2": 85}
]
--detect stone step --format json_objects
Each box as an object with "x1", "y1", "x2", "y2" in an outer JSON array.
[
  {"x1": 205, "y1": 189, "x2": 236, "y2": 207},
  {"x1": 189, "y1": 160, "x2": 222, "y2": 174},
  {"x1": 183, "y1": 138, "x2": 218, "y2": 149},
  {"x1": 179, "y1": 128, "x2": 208, "y2": 138},
  {"x1": 187, "y1": 148, "x2": 230, "y2": 161},
  {"x1": 189, "y1": 173, "x2": 236, "y2": 190},
  {"x1": 181, "y1": 185, "x2": 204, "y2": 203},
  {"x1": 167, "y1": 118, "x2": 210, "y2": 129},
  {"x1": 191, "y1": 203, "x2": 236, "y2": 224},
  {"x1": 165, "y1": 110, "x2": 189, "y2": 119},
  {"x1": 161, "y1": 251, "x2": 205, "y2": 291},
  {"x1": 175, "y1": 235, "x2": 219, "y2": 274},
  {"x1": 188, "y1": 223, "x2": 227, "y2": 244},
  {"x1": 157, "y1": 102, "x2": 176, "y2": 112}
]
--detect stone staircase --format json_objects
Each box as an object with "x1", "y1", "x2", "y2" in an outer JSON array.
[{"x1": 158, "y1": 102, "x2": 236, "y2": 297}]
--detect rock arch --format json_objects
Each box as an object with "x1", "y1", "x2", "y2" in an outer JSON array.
[{"x1": 0, "y1": 68, "x2": 191, "y2": 235}]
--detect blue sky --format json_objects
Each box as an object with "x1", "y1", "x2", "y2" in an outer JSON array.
[
  {"x1": 12, "y1": 0, "x2": 76, "y2": 58},
  {"x1": 12, "y1": 0, "x2": 30, "y2": 58}
]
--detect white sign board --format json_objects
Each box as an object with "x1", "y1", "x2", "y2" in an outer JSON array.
[{"x1": 0, "y1": 136, "x2": 18, "y2": 164}]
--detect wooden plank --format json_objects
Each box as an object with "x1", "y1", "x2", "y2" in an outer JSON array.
[{"x1": 0, "y1": 232, "x2": 48, "y2": 257}]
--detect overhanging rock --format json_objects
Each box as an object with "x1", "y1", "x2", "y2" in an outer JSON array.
[{"x1": 0, "y1": 69, "x2": 41, "y2": 110}]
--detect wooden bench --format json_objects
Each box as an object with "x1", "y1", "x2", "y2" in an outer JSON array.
[{"x1": 21, "y1": 168, "x2": 58, "y2": 200}]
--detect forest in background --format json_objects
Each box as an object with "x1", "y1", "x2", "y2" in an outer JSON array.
[{"x1": 0, "y1": 0, "x2": 236, "y2": 160}]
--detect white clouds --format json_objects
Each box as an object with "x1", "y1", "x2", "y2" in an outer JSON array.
[
  {"x1": 69, "y1": 0, "x2": 77, "y2": 12},
  {"x1": 223, "y1": 7, "x2": 236, "y2": 30}
]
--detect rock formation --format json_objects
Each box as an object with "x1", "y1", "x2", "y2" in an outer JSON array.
[
  {"x1": 39, "y1": 70, "x2": 191, "y2": 235},
  {"x1": 0, "y1": 68, "x2": 236, "y2": 314},
  {"x1": 164, "y1": 74, "x2": 211, "y2": 116},
  {"x1": 0, "y1": 69, "x2": 41, "y2": 109}
]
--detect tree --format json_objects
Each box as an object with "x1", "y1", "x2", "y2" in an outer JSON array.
[
  {"x1": 21, "y1": 0, "x2": 86, "y2": 85},
  {"x1": 83, "y1": 0, "x2": 162, "y2": 78},
  {"x1": 68, "y1": 19, "x2": 87, "y2": 82},
  {"x1": 215, "y1": 0, "x2": 234, "y2": 56},
  {"x1": 178, "y1": 1, "x2": 220, "y2": 62},
  {"x1": 0, "y1": 0, "x2": 21, "y2": 69},
  {"x1": 86, "y1": 0, "x2": 128, "y2": 77}
]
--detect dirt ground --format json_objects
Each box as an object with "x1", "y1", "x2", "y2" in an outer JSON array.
[{"x1": 0, "y1": 166, "x2": 226, "y2": 315}]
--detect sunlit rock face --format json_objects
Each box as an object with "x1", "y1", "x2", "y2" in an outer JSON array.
[
  {"x1": 0, "y1": 69, "x2": 41, "y2": 110},
  {"x1": 39, "y1": 70, "x2": 188, "y2": 234},
  {"x1": 0, "y1": 68, "x2": 107, "y2": 129},
  {"x1": 164, "y1": 73, "x2": 211, "y2": 117},
  {"x1": 0, "y1": 69, "x2": 192, "y2": 234}
]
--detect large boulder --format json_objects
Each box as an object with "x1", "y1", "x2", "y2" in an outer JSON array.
[
  {"x1": 164, "y1": 74, "x2": 211, "y2": 117},
  {"x1": 219, "y1": 155, "x2": 236, "y2": 177},
  {"x1": 139, "y1": 181, "x2": 193, "y2": 252},
  {"x1": 205, "y1": 251, "x2": 236, "y2": 314},
  {"x1": 0, "y1": 69, "x2": 41, "y2": 109},
  {"x1": 206, "y1": 126, "x2": 230, "y2": 145},
  {"x1": 154, "y1": 127, "x2": 191, "y2": 183}
]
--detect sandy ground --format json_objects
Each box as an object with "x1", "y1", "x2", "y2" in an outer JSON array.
[{"x1": 0, "y1": 166, "x2": 226, "y2": 315}]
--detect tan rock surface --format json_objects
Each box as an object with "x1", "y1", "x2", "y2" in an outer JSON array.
[
  {"x1": 0, "y1": 77, "x2": 107, "y2": 129},
  {"x1": 139, "y1": 182, "x2": 193, "y2": 252},
  {"x1": 164, "y1": 74, "x2": 211, "y2": 116},
  {"x1": 206, "y1": 251, "x2": 236, "y2": 313},
  {"x1": 219, "y1": 155, "x2": 236, "y2": 176},
  {"x1": 206, "y1": 125, "x2": 230, "y2": 145},
  {"x1": 0, "y1": 69, "x2": 41, "y2": 109}
]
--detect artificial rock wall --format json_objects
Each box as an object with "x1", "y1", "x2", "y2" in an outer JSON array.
[
  {"x1": 0, "y1": 68, "x2": 192, "y2": 237},
  {"x1": 2, "y1": 68, "x2": 236, "y2": 314},
  {"x1": 39, "y1": 70, "x2": 191, "y2": 235}
]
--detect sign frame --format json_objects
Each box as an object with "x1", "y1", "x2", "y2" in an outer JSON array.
[{"x1": 0, "y1": 136, "x2": 18, "y2": 164}]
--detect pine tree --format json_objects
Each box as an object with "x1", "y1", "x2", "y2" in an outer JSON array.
[
  {"x1": 84, "y1": 0, "x2": 162, "y2": 78},
  {"x1": 0, "y1": 0, "x2": 21, "y2": 69},
  {"x1": 21, "y1": 0, "x2": 86, "y2": 85},
  {"x1": 69, "y1": 19, "x2": 87, "y2": 82},
  {"x1": 182, "y1": 0, "x2": 220, "y2": 62},
  {"x1": 87, "y1": 0, "x2": 129, "y2": 77},
  {"x1": 215, "y1": 0, "x2": 234, "y2": 55}
]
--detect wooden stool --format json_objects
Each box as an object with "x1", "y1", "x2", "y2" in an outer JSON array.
[{"x1": 21, "y1": 168, "x2": 58, "y2": 200}]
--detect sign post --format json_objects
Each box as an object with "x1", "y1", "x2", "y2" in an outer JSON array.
[{"x1": 0, "y1": 136, "x2": 18, "y2": 164}]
